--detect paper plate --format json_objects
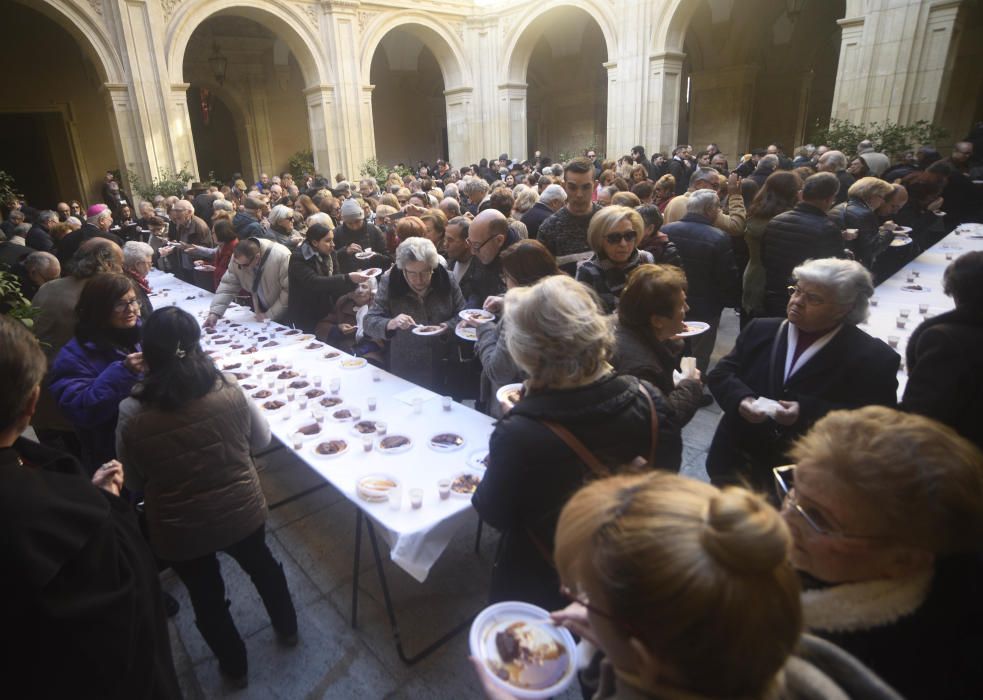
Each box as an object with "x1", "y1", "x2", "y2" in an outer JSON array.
[
  {"x1": 890, "y1": 235, "x2": 913, "y2": 247},
  {"x1": 449, "y1": 469, "x2": 482, "y2": 497},
  {"x1": 311, "y1": 438, "x2": 350, "y2": 459},
  {"x1": 469, "y1": 601, "x2": 577, "y2": 700},
  {"x1": 412, "y1": 325, "x2": 445, "y2": 336},
  {"x1": 340, "y1": 357, "x2": 368, "y2": 370},
  {"x1": 355, "y1": 249, "x2": 374, "y2": 260},
  {"x1": 455, "y1": 322, "x2": 478, "y2": 342},
  {"x1": 377, "y1": 435, "x2": 413, "y2": 454},
  {"x1": 459, "y1": 308, "x2": 495, "y2": 323},
  {"x1": 676, "y1": 321, "x2": 710, "y2": 337},
  {"x1": 428, "y1": 432, "x2": 466, "y2": 452},
  {"x1": 468, "y1": 450, "x2": 490, "y2": 471},
  {"x1": 496, "y1": 383, "x2": 525, "y2": 407},
  {"x1": 361, "y1": 267, "x2": 383, "y2": 278},
  {"x1": 355, "y1": 473, "x2": 399, "y2": 503}
]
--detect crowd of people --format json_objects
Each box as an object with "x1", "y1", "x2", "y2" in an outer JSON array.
[{"x1": 2, "y1": 129, "x2": 982, "y2": 699}]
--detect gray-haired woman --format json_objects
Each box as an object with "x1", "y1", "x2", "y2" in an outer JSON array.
[
  {"x1": 362, "y1": 237, "x2": 465, "y2": 390},
  {"x1": 706, "y1": 257, "x2": 900, "y2": 490}
]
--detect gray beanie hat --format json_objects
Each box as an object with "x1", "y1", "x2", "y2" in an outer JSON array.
[{"x1": 340, "y1": 198, "x2": 364, "y2": 219}]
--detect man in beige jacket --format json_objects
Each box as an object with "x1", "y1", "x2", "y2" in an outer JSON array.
[
  {"x1": 662, "y1": 168, "x2": 747, "y2": 237},
  {"x1": 205, "y1": 237, "x2": 290, "y2": 327}
]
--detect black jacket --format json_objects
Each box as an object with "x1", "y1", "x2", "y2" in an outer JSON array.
[
  {"x1": 334, "y1": 222, "x2": 390, "y2": 274},
  {"x1": 0, "y1": 240, "x2": 32, "y2": 270},
  {"x1": 472, "y1": 373, "x2": 681, "y2": 610},
  {"x1": 902, "y1": 306, "x2": 983, "y2": 450},
  {"x1": 667, "y1": 157, "x2": 690, "y2": 195},
  {"x1": 57, "y1": 224, "x2": 124, "y2": 269},
  {"x1": 660, "y1": 213, "x2": 740, "y2": 320},
  {"x1": 287, "y1": 245, "x2": 355, "y2": 333},
  {"x1": 761, "y1": 202, "x2": 847, "y2": 316},
  {"x1": 707, "y1": 318, "x2": 899, "y2": 488},
  {"x1": 833, "y1": 169, "x2": 855, "y2": 204},
  {"x1": 467, "y1": 231, "x2": 519, "y2": 308},
  {"x1": 232, "y1": 211, "x2": 266, "y2": 242},
  {"x1": 829, "y1": 197, "x2": 889, "y2": 270},
  {"x1": 747, "y1": 164, "x2": 777, "y2": 189},
  {"x1": 520, "y1": 201, "x2": 554, "y2": 239},
  {"x1": 26, "y1": 224, "x2": 54, "y2": 252}
]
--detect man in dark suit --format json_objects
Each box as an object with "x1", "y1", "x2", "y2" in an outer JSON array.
[{"x1": 707, "y1": 258, "x2": 899, "y2": 490}]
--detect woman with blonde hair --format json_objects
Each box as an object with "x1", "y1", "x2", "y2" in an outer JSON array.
[
  {"x1": 828, "y1": 176, "x2": 895, "y2": 269},
  {"x1": 782, "y1": 406, "x2": 983, "y2": 699},
  {"x1": 654, "y1": 174, "x2": 676, "y2": 213},
  {"x1": 472, "y1": 275, "x2": 681, "y2": 610},
  {"x1": 576, "y1": 205, "x2": 654, "y2": 313}
]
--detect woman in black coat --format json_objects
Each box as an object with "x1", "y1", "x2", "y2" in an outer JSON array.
[
  {"x1": 472, "y1": 275, "x2": 681, "y2": 611},
  {"x1": 827, "y1": 177, "x2": 894, "y2": 270},
  {"x1": 287, "y1": 223, "x2": 368, "y2": 336}
]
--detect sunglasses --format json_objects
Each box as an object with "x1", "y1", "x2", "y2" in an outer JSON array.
[{"x1": 604, "y1": 230, "x2": 637, "y2": 245}]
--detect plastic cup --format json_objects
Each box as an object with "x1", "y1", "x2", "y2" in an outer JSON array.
[
  {"x1": 313, "y1": 374, "x2": 322, "y2": 388},
  {"x1": 330, "y1": 377, "x2": 341, "y2": 395},
  {"x1": 375, "y1": 421, "x2": 387, "y2": 437},
  {"x1": 442, "y1": 396, "x2": 452, "y2": 412},
  {"x1": 372, "y1": 369, "x2": 382, "y2": 383},
  {"x1": 362, "y1": 435, "x2": 373, "y2": 452},
  {"x1": 312, "y1": 408, "x2": 324, "y2": 424},
  {"x1": 286, "y1": 389, "x2": 296, "y2": 401},
  {"x1": 412, "y1": 397, "x2": 423, "y2": 414},
  {"x1": 409, "y1": 488, "x2": 423, "y2": 510},
  {"x1": 438, "y1": 479, "x2": 451, "y2": 500},
  {"x1": 918, "y1": 303, "x2": 929, "y2": 314},
  {"x1": 388, "y1": 486, "x2": 402, "y2": 511},
  {"x1": 900, "y1": 308, "x2": 911, "y2": 318},
  {"x1": 265, "y1": 377, "x2": 275, "y2": 390},
  {"x1": 298, "y1": 397, "x2": 308, "y2": 410},
  {"x1": 349, "y1": 408, "x2": 362, "y2": 421},
  {"x1": 367, "y1": 396, "x2": 377, "y2": 412},
  {"x1": 906, "y1": 274, "x2": 915, "y2": 283},
  {"x1": 912, "y1": 270, "x2": 920, "y2": 278},
  {"x1": 870, "y1": 297, "x2": 879, "y2": 307},
  {"x1": 896, "y1": 317, "x2": 906, "y2": 330},
  {"x1": 291, "y1": 432, "x2": 304, "y2": 450},
  {"x1": 888, "y1": 335, "x2": 900, "y2": 349}
]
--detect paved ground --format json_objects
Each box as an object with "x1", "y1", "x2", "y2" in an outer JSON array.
[{"x1": 168, "y1": 311, "x2": 740, "y2": 698}]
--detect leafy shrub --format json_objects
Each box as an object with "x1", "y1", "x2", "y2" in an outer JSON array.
[
  {"x1": 129, "y1": 165, "x2": 196, "y2": 199},
  {"x1": 809, "y1": 118, "x2": 948, "y2": 160}
]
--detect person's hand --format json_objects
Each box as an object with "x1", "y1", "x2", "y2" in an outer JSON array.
[
  {"x1": 681, "y1": 365, "x2": 702, "y2": 382},
  {"x1": 727, "y1": 172, "x2": 742, "y2": 196},
  {"x1": 482, "y1": 295, "x2": 504, "y2": 315},
  {"x1": 339, "y1": 323, "x2": 356, "y2": 335},
  {"x1": 386, "y1": 314, "x2": 416, "y2": 331},
  {"x1": 738, "y1": 396, "x2": 769, "y2": 424},
  {"x1": 203, "y1": 313, "x2": 220, "y2": 329},
  {"x1": 927, "y1": 196, "x2": 944, "y2": 212},
  {"x1": 468, "y1": 657, "x2": 518, "y2": 700},
  {"x1": 464, "y1": 211, "x2": 475, "y2": 220},
  {"x1": 348, "y1": 272, "x2": 370, "y2": 284},
  {"x1": 123, "y1": 352, "x2": 145, "y2": 375},
  {"x1": 403, "y1": 203, "x2": 428, "y2": 218},
  {"x1": 254, "y1": 311, "x2": 268, "y2": 323},
  {"x1": 550, "y1": 601, "x2": 601, "y2": 648},
  {"x1": 773, "y1": 400, "x2": 800, "y2": 426},
  {"x1": 159, "y1": 245, "x2": 175, "y2": 257},
  {"x1": 92, "y1": 460, "x2": 124, "y2": 496},
  {"x1": 346, "y1": 242, "x2": 363, "y2": 255}
]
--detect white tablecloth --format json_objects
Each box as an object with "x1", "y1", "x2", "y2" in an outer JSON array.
[
  {"x1": 146, "y1": 270, "x2": 494, "y2": 582},
  {"x1": 857, "y1": 223, "x2": 983, "y2": 398}
]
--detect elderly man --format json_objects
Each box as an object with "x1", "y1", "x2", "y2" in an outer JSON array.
[
  {"x1": 461, "y1": 178, "x2": 489, "y2": 216},
  {"x1": 358, "y1": 178, "x2": 380, "y2": 199},
  {"x1": 662, "y1": 168, "x2": 747, "y2": 237},
  {"x1": 121, "y1": 241, "x2": 155, "y2": 319},
  {"x1": 537, "y1": 157, "x2": 600, "y2": 273},
  {"x1": 27, "y1": 211, "x2": 58, "y2": 252},
  {"x1": 747, "y1": 154, "x2": 779, "y2": 189},
  {"x1": 334, "y1": 198, "x2": 389, "y2": 273},
  {"x1": 445, "y1": 216, "x2": 477, "y2": 303},
  {"x1": 205, "y1": 236, "x2": 291, "y2": 327},
  {"x1": 57, "y1": 204, "x2": 122, "y2": 268},
  {"x1": 169, "y1": 199, "x2": 214, "y2": 283},
  {"x1": 817, "y1": 150, "x2": 854, "y2": 205},
  {"x1": 15, "y1": 251, "x2": 60, "y2": 300},
  {"x1": 232, "y1": 196, "x2": 267, "y2": 241},
  {"x1": 521, "y1": 183, "x2": 566, "y2": 239},
  {"x1": 438, "y1": 197, "x2": 462, "y2": 220},
  {"x1": 464, "y1": 209, "x2": 519, "y2": 309},
  {"x1": 857, "y1": 139, "x2": 890, "y2": 177},
  {"x1": 661, "y1": 189, "x2": 740, "y2": 375},
  {"x1": 2, "y1": 209, "x2": 26, "y2": 238}
]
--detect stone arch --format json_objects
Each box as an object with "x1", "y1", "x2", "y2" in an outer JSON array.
[
  {"x1": 186, "y1": 79, "x2": 256, "y2": 178},
  {"x1": 165, "y1": 0, "x2": 332, "y2": 89},
  {"x1": 657, "y1": 0, "x2": 701, "y2": 54},
  {"x1": 26, "y1": 0, "x2": 125, "y2": 83},
  {"x1": 501, "y1": 0, "x2": 618, "y2": 85},
  {"x1": 360, "y1": 14, "x2": 470, "y2": 90}
]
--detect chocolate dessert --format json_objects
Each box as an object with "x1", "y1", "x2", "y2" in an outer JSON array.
[
  {"x1": 205, "y1": 327, "x2": 217, "y2": 335},
  {"x1": 353, "y1": 421, "x2": 377, "y2": 434},
  {"x1": 262, "y1": 341, "x2": 278, "y2": 347},
  {"x1": 297, "y1": 423, "x2": 321, "y2": 436},
  {"x1": 284, "y1": 329, "x2": 300, "y2": 336},
  {"x1": 332, "y1": 409, "x2": 353, "y2": 420},
  {"x1": 241, "y1": 384, "x2": 257, "y2": 391},
  {"x1": 256, "y1": 336, "x2": 269, "y2": 342},
  {"x1": 264, "y1": 364, "x2": 285, "y2": 372},
  {"x1": 418, "y1": 325, "x2": 441, "y2": 333},
  {"x1": 324, "y1": 351, "x2": 341, "y2": 359},
  {"x1": 289, "y1": 379, "x2": 309, "y2": 389},
  {"x1": 242, "y1": 346, "x2": 258, "y2": 354},
  {"x1": 320, "y1": 397, "x2": 343, "y2": 407},
  {"x1": 431, "y1": 433, "x2": 464, "y2": 448},
  {"x1": 263, "y1": 400, "x2": 285, "y2": 410},
  {"x1": 214, "y1": 338, "x2": 231, "y2": 344},
  {"x1": 230, "y1": 344, "x2": 244, "y2": 349},
  {"x1": 305, "y1": 342, "x2": 323, "y2": 350},
  {"x1": 232, "y1": 372, "x2": 250, "y2": 380},
  {"x1": 380, "y1": 435, "x2": 410, "y2": 450},
  {"x1": 223, "y1": 362, "x2": 241, "y2": 370},
  {"x1": 251, "y1": 390, "x2": 272, "y2": 399},
  {"x1": 316, "y1": 440, "x2": 347, "y2": 455},
  {"x1": 277, "y1": 370, "x2": 299, "y2": 380},
  {"x1": 452, "y1": 473, "x2": 481, "y2": 494},
  {"x1": 306, "y1": 389, "x2": 325, "y2": 399}
]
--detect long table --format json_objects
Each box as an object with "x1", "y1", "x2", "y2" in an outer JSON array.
[
  {"x1": 858, "y1": 223, "x2": 983, "y2": 398},
  {"x1": 146, "y1": 269, "x2": 494, "y2": 662}
]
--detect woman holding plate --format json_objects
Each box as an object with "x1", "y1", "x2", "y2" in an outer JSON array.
[{"x1": 363, "y1": 237, "x2": 465, "y2": 391}]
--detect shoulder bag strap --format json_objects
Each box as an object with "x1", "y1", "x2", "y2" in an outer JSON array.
[
  {"x1": 638, "y1": 383, "x2": 659, "y2": 467},
  {"x1": 539, "y1": 419, "x2": 609, "y2": 478}
]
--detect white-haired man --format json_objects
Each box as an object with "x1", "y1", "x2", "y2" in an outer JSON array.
[{"x1": 520, "y1": 184, "x2": 566, "y2": 239}]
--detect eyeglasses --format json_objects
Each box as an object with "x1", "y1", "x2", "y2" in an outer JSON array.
[
  {"x1": 559, "y1": 585, "x2": 642, "y2": 638},
  {"x1": 604, "y1": 230, "x2": 637, "y2": 245},
  {"x1": 786, "y1": 285, "x2": 829, "y2": 306},
  {"x1": 466, "y1": 235, "x2": 499, "y2": 253},
  {"x1": 772, "y1": 465, "x2": 881, "y2": 540},
  {"x1": 113, "y1": 298, "x2": 141, "y2": 313},
  {"x1": 403, "y1": 268, "x2": 433, "y2": 280}
]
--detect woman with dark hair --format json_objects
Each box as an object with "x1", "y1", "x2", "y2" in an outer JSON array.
[
  {"x1": 211, "y1": 217, "x2": 238, "y2": 289},
  {"x1": 636, "y1": 203, "x2": 681, "y2": 266},
  {"x1": 743, "y1": 171, "x2": 802, "y2": 319},
  {"x1": 116, "y1": 307, "x2": 297, "y2": 688},
  {"x1": 287, "y1": 223, "x2": 368, "y2": 337},
  {"x1": 470, "y1": 239, "x2": 562, "y2": 416},
  {"x1": 49, "y1": 272, "x2": 144, "y2": 474}
]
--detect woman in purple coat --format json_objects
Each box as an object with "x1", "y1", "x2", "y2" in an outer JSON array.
[{"x1": 50, "y1": 272, "x2": 145, "y2": 474}]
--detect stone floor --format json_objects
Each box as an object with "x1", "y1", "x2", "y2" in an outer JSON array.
[{"x1": 168, "y1": 311, "x2": 740, "y2": 698}]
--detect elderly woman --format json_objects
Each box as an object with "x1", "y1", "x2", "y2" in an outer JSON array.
[
  {"x1": 122, "y1": 240, "x2": 155, "y2": 319},
  {"x1": 706, "y1": 258, "x2": 899, "y2": 490},
  {"x1": 472, "y1": 275, "x2": 680, "y2": 610},
  {"x1": 612, "y1": 264, "x2": 704, "y2": 426},
  {"x1": 476, "y1": 471, "x2": 900, "y2": 700},
  {"x1": 420, "y1": 209, "x2": 447, "y2": 253},
  {"x1": 287, "y1": 223, "x2": 367, "y2": 337},
  {"x1": 783, "y1": 407, "x2": 983, "y2": 699},
  {"x1": 829, "y1": 176, "x2": 895, "y2": 269},
  {"x1": 49, "y1": 273, "x2": 145, "y2": 474},
  {"x1": 575, "y1": 205, "x2": 654, "y2": 313},
  {"x1": 267, "y1": 204, "x2": 302, "y2": 249},
  {"x1": 363, "y1": 237, "x2": 465, "y2": 391},
  {"x1": 653, "y1": 174, "x2": 676, "y2": 213}
]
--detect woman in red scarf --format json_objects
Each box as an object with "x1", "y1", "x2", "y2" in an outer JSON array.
[{"x1": 212, "y1": 218, "x2": 239, "y2": 290}]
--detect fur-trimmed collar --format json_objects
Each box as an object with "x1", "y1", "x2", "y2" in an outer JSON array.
[{"x1": 802, "y1": 570, "x2": 933, "y2": 633}]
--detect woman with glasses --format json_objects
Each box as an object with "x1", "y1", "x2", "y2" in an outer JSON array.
[
  {"x1": 705, "y1": 258, "x2": 899, "y2": 491},
  {"x1": 49, "y1": 273, "x2": 145, "y2": 474},
  {"x1": 778, "y1": 407, "x2": 983, "y2": 700},
  {"x1": 363, "y1": 237, "x2": 465, "y2": 391},
  {"x1": 575, "y1": 206, "x2": 654, "y2": 313}
]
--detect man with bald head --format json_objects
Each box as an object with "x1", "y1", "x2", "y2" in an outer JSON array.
[{"x1": 464, "y1": 209, "x2": 518, "y2": 308}]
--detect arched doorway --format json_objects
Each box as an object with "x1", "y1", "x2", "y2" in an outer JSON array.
[
  {"x1": 182, "y1": 14, "x2": 310, "y2": 185},
  {"x1": 3, "y1": 1, "x2": 124, "y2": 207},
  {"x1": 369, "y1": 29, "x2": 448, "y2": 167}
]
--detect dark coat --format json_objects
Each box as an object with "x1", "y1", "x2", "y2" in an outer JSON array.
[
  {"x1": 57, "y1": 224, "x2": 124, "y2": 269},
  {"x1": 0, "y1": 438, "x2": 181, "y2": 700},
  {"x1": 828, "y1": 197, "x2": 890, "y2": 269},
  {"x1": 287, "y1": 244, "x2": 355, "y2": 333},
  {"x1": 520, "y1": 201, "x2": 554, "y2": 239},
  {"x1": 833, "y1": 169, "x2": 856, "y2": 204},
  {"x1": 467, "y1": 230, "x2": 518, "y2": 308},
  {"x1": 472, "y1": 373, "x2": 681, "y2": 610},
  {"x1": 661, "y1": 213, "x2": 740, "y2": 320},
  {"x1": 902, "y1": 306, "x2": 983, "y2": 450},
  {"x1": 334, "y1": 222, "x2": 390, "y2": 274},
  {"x1": 26, "y1": 224, "x2": 54, "y2": 252},
  {"x1": 575, "y1": 248, "x2": 654, "y2": 313},
  {"x1": 761, "y1": 202, "x2": 847, "y2": 316},
  {"x1": 747, "y1": 164, "x2": 777, "y2": 189},
  {"x1": 232, "y1": 211, "x2": 266, "y2": 241},
  {"x1": 0, "y1": 240, "x2": 32, "y2": 270},
  {"x1": 448, "y1": 257, "x2": 479, "y2": 305},
  {"x1": 667, "y1": 157, "x2": 690, "y2": 195},
  {"x1": 49, "y1": 336, "x2": 141, "y2": 473},
  {"x1": 707, "y1": 318, "x2": 899, "y2": 488},
  {"x1": 638, "y1": 235, "x2": 682, "y2": 268}
]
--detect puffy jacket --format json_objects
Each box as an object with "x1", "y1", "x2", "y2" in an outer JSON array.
[
  {"x1": 210, "y1": 237, "x2": 291, "y2": 321},
  {"x1": 287, "y1": 243, "x2": 355, "y2": 332},
  {"x1": 660, "y1": 213, "x2": 740, "y2": 320},
  {"x1": 828, "y1": 197, "x2": 890, "y2": 270},
  {"x1": 761, "y1": 202, "x2": 847, "y2": 316},
  {"x1": 576, "y1": 248, "x2": 654, "y2": 313},
  {"x1": 232, "y1": 211, "x2": 267, "y2": 241},
  {"x1": 116, "y1": 378, "x2": 270, "y2": 562}
]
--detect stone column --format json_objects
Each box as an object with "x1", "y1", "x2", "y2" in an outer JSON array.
[
  {"x1": 644, "y1": 52, "x2": 685, "y2": 156},
  {"x1": 445, "y1": 87, "x2": 475, "y2": 166},
  {"x1": 101, "y1": 83, "x2": 153, "y2": 187},
  {"x1": 169, "y1": 83, "x2": 199, "y2": 179},
  {"x1": 320, "y1": 0, "x2": 368, "y2": 178},
  {"x1": 497, "y1": 83, "x2": 527, "y2": 164},
  {"x1": 360, "y1": 85, "x2": 376, "y2": 168},
  {"x1": 305, "y1": 84, "x2": 339, "y2": 178}
]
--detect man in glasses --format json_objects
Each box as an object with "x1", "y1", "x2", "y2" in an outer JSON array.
[
  {"x1": 537, "y1": 157, "x2": 600, "y2": 274},
  {"x1": 205, "y1": 236, "x2": 292, "y2": 327},
  {"x1": 465, "y1": 209, "x2": 518, "y2": 309}
]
